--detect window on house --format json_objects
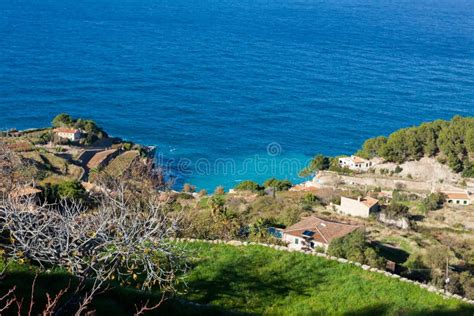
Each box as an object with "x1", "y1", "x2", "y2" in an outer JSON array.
[
  {"x1": 295, "y1": 238, "x2": 299, "y2": 245},
  {"x1": 464, "y1": 201, "x2": 467, "y2": 205},
  {"x1": 456, "y1": 200, "x2": 460, "y2": 204}
]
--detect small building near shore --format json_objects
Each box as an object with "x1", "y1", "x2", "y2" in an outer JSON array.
[
  {"x1": 54, "y1": 128, "x2": 82, "y2": 141},
  {"x1": 282, "y1": 216, "x2": 361, "y2": 251},
  {"x1": 443, "y1": 191, "x2": 471, "y2": 206},
  {"x1": 338, "y1": 156, "x2": 373, "y2": 171},
  {"x1": 336, "y1": 196, "x2": 380, "y2": 218}
]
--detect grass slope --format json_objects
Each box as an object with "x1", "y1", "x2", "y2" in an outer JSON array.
[
  {"x1": 1, "y1": 243, "x2": 472, "y2": 315},
  {"x1": 178, "y1": 242, "x2": 474, "y2": 315},
  {"x1": 0, "y1": 262, "x2": 220, "y2": 316}
]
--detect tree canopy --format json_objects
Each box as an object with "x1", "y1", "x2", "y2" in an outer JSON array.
[
  {"x1": 234, "y1": 180, "x2": 264, "y2": 192},
  {"x1": 299, "y1": 155, "x2": 331, "y2": 177},
  {"x1": 328, "y1": 230, "x2": 385, "y2": 268},
  {"x1": 357, "y1": 116, "x2": 474, "y2": 175},
  {"x1": 263, "y1": 178, "x2": 292, "y2": 191},
  {"x1": 42, "y1": 180, "x2": 87, "y2": 203},
  {"x1": 52, "y1": 113, "x2": 74, "y2": 128},
  {"x1": 51, "y1": 113, "x2": 108, "y2": 143}
]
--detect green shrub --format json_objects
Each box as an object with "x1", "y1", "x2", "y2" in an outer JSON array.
[
  {"x1": 328, "y1": 230, "x2": 385, "y2": 268},
  {"x1": 234, "y1": 180, "x2": 264, "y2": 192},
  {"x1": 263, "y1": 178, "x2": 292, "y2": 191},
  {"x1": 383, "y1": 202, "x2": 409, "y2": 219},
  {"x1": 42, "y1": 180, "x2": 87, "y2": 203},
  {"x1": 52, "y1": 113, "x2": 73, "y2": 127},
  {"x1": 299, "y1": 155, "x2": 330, "y2": 177},
  {"x1": 421, "y1": 193, "x2": 445, "y2": 211}
]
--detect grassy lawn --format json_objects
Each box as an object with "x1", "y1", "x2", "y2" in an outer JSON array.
[
  {"x1": 177, "y1": 242, "x2": 474, "y2": 315},
  {"x1": 1, "y1": 243, "x2": 473, "y2": 315},
  {"x1": 0, "y1": 262, "x2": 221, "y2": 316}
]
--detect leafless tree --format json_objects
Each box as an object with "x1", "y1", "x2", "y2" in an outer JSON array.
[
  {"x1": 0, "y1": 176, "x2": 187, "y2": 314},
  {"x1": 0, "y1": 273, "x2": 109, "y2": 315},
  {"x1": 0, "y1": 136, "x2": 186, "y2": 313}
]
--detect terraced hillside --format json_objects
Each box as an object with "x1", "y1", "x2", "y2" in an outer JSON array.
[{"x1": 103, "y1": 150, "x2": 139, "y2": 176}]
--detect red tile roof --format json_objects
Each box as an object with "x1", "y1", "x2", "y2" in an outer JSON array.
[
  {"x1": 290, "y1": 184, "x2": 319, "y2": 192},
  {"x1": 55, "y1": 128, "x2": 79, "y2": 134},
  {"x1": 284, "y1": 216, "x2": 361, "y2": 245},
  {"x1": 361, "y1": 196, "x2": 379, "y2": 208},
  {"x1": 443, "y1": 192, "x2": 470, "y2": 200},
  {"x1": 351, "y1": 156, "x2": 367, "y2": 164}
]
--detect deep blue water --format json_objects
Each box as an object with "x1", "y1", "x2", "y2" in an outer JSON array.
[{"x1": 1, "y1": 0, "x2": 473, "y2": 190}]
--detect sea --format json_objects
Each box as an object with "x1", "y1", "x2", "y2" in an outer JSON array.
[{"x1": 0, "y1": 0, "x2": 473, "y2": 190}]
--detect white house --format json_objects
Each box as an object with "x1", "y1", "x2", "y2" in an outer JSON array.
[
  {"x1": 336, "y1": 196, "x2": 380, "y2": 218},
  {"x1": 443, "y1": 192, "x2": 471, "y2": 206},
  {"x1": 338, "y1": 156, "x2": 373, "y2": 171},
  {"x1": 54, "y1": 128, "x2": 82, "y2": 141},
  {"x1": 282, "y1": 216, "x2": 360, "y2": 251}
]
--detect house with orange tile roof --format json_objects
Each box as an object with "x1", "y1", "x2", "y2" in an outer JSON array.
[
  {"x1": 289, "y1": 183, "x2": 319, "y2": 192},
  {"x1": 282, "y1": 216, "x2": 361, "y2": 250},
  {"x1": 442, "y1": 191, "x2": 471, "y2": 206},
  {"x1": 54, "y1": 128, "x2": 82, "y2": 141},
  {"x1": 336, "y1": 196, "x2": 380, "y2": 218},
  {"x1": 338, "y1": 155, "x2": 373, "y2": 171}
]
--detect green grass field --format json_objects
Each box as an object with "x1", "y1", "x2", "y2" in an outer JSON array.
[
  {"x1": 177, "y1": 242, "x2": 474, "y2": 315},
  {"x1": 1, "y1": 243, "x2": 472, "y2": 315}
]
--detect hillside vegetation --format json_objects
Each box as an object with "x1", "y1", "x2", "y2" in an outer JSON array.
[
  {"x1": 178, "y1": 242, "x2": 473, "y2": 315},
  {"x1": 357, "y1": 116, "x2": 474, "y2": 176}
]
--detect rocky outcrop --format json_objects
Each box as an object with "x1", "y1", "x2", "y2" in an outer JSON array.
[{"x1": 378, "y1": 213, "x2": 410, "y2": 230}]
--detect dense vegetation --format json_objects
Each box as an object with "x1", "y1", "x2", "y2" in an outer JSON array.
[
  {"x1": 232, "y1": 178, "x2": 293, "y2": 194},
  {"x1": 327, "y1": 230, "x2": 386, "y2": 269},
  {"x1": 41, "y1": 180, "x2": 88, "y2": 203},
  {"x1": 52, "y1": 113, "x2": 108, "y2": 144},
  {"x1": 299, "y1": 154, "x2": 353, "y2": 177},
  {"x1": 357, "y1": 116, "x2": 474, "y2": 176},
  {"x1": 179, "y1": 242, "x2": 473, "y2": 315}
]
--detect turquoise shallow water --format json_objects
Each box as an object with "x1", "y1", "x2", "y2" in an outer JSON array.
[{"x1": 0, "y1": 0, "x2": 473, "y2": 190}]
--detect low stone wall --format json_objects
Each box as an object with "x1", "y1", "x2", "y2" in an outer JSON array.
[{"x1": 173, "y1": 238, "x2": 474, "y2": 306}]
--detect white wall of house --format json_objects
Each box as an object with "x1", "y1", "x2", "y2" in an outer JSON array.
[
  {"x1": 282, "y1": 233, "x2": 327, "y2": 251},
  {"x1": 446, "y1": 198, "x2": 471, "y2": 206},
  {"x1": 338, "y1": 156, "x2": 373, "y2": 171},
  {"x1": 337, "y1": 197, "x2": 372, "y2": 218},
  {"x1": 283, "y1": 234, "x2": 305, "y2": 250},
  {"x1": 57, "y1": 131, "x2": 81, "y2": 141}
]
